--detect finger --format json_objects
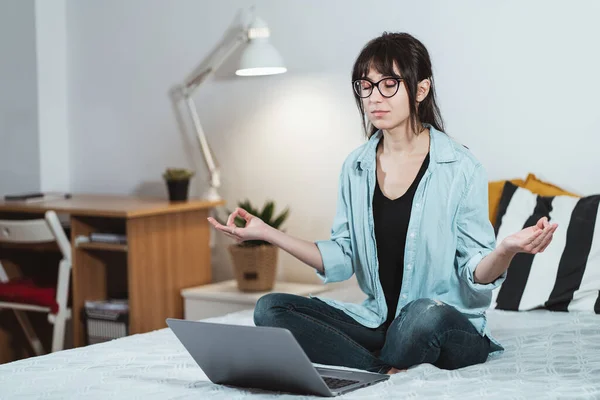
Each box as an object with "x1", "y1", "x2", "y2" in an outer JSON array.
[
  {"x1": 227, "y1": 208, "x2": 241, "y2": 227},
  {"x1": 521, "y1": 229, "x2": 545, "y2": 252},
  {"x1": 537, "y1": 225, "x2": 558, "y2": 252},
  {"x1": 237, "y1": 208, "x2": 253, "y2": 221},
  {"x1": 207, "y1": 217, "x2": 229, "y2": 231},
  {"x1": 223, "y1": 232, "x2": 244, "y2": 244},
  {"x1": 524, "y1": 228, "x2": 544, "y2": 246},
  {"x1": 223, "y1": 231, "x2": 240, "y2": 241},
  {"x1": 533, "y1": 234, "x2": 552, "y2": 253},
  {"x1": 221, "y1": 224, "x2": 244, "y2": 238},
  {"x1": 211, "y1": 219, "x2": 239, "y2": 236},
  {"x1": 537, "y1": 225, "x2": 554, "y2": 245},
  {"x1": 537, "y1": 234, "x2": 554, "y2": 253},
  {"x1": 529, "y1": 226, "x2": 553, "y2": 252},
  {"x1": 537, "y1": 217, "x2": 549, "y2": 229},
  {"x1": 533, "y1": 228, "x2": 553, "y2": 251}
]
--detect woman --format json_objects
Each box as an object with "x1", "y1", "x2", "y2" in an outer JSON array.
[{"x1": 208, "y1": 32, "x2": 558, "y2": 374}]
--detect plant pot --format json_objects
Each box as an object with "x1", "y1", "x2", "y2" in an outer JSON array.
[
  {"x1": 228, "y1": 244, "x2": 278, "y2": 292},
  {"x1": 166, "y1": 179, "x2": 190, "y2": 201}
]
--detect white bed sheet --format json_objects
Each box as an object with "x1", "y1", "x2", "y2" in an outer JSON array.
[{"x1": 1, "y1": 286, "x2": 599, "y2": 400}]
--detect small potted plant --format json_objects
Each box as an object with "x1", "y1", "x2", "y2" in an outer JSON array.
[
  {"x1": 217, "y1": 199, "x2": 290, "y2": 292},
  {"x1": 163, "y1": 168, "x2": 194, "y2": 201}
]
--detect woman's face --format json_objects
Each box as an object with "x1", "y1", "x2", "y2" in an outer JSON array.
[
  {"x1": 360, "y1": 65, "x2": 410, "y2": 132},
  {"x1": 358, "y1": 64, "x2": 429, "y2": 133}
]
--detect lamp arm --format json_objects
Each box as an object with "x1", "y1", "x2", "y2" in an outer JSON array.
[
  {"x1": 183, "y1": 30, "x2": 248, "y2": 92},
  {"x1": 183, "y1": 95, "x2": 220, "y2": 193},
  {"x1": 177, "y1": 27, "x2": 249, "y2": 201}
]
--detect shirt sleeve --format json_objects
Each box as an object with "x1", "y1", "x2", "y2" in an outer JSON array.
[
  {"x1": 455, "y1": 163, "x2": 506, "y2": 292},
  {"x1": 314, "y1": 167, "x2": 355, "y2": 284}
]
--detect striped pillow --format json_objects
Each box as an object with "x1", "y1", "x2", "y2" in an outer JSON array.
[{"x1": 491, "y1": 181, "x2": 600, "y2": 313}]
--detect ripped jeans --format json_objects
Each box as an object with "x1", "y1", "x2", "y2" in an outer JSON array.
[{"x1": 253, "y1": 294, "x2": 491, "y2": 373}]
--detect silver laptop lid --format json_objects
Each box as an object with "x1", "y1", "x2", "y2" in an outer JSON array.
[{"x1": 166, "y1": 318, "x2": 334, "y2": 397}]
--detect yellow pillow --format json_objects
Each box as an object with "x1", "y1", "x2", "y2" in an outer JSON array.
[
  {"x1": 488, "y1": 179, "x2": 525, "y2": 226},
  {"x1": 523, "y1": 173, "x2": 579, "y2": 198}
]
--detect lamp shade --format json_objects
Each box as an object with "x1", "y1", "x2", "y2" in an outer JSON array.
[{"x1": 235, "y1": 16, "x2": 286, "y2": 76}]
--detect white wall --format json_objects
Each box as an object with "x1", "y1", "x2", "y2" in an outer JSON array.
[
  {"x1": 65, "y1": 0, "x2": 600, "y2": 283},
  {"x1": 0, "y1": 0, "x2": 40, "y2": 197},
  {"x1": 36, "y1": 0, "x2": 70, "y2": 193},
  {"x1": 0, "y1": 0, "x2": 70, "y2": 197}
]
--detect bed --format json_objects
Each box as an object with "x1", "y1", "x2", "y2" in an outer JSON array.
[{"x1": 1, "y1": 284, "x2": 599, "y2": 399}]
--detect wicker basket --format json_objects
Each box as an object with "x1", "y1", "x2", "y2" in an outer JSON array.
[{"x1": 228, "y1": 244, "x2": 278, "y2": 292}]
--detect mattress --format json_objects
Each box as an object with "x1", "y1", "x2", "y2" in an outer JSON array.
[{"x1": 1, "y1": 285, "x2": 599, "y2": 399}]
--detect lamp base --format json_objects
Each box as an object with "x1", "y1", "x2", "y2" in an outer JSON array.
[{"x1": 203, "y1": 186, "x2": 222, "y2": 202}]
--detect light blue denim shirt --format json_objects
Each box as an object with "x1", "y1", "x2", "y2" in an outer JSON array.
[{"x1": 313, "y1": 124, "x2": 506, "y2": 355}]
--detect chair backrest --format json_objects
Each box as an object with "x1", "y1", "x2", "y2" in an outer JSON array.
[{"x1": 0, "y1": 211, "x2": 71, "y2": 261}]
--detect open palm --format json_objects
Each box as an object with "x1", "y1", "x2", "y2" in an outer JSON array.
[{"x1": 500, "y1": 217, "x2": 558, "y2": 255}]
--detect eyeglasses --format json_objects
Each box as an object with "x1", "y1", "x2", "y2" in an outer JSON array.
[{"x1": 352, "y1": 77, "x2": 404, "y2": 98}]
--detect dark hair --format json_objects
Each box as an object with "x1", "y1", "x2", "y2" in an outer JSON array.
[{"x1": 352, "y1": 32, "x2": 445, "y2": 138}]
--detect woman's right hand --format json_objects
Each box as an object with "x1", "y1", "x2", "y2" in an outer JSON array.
[
  {"x1": 207, "y1": 207, "x2": 269, "y2": 244},
  {"x1": 211, "y1": 207, "x2": 325, "y2": 274}
]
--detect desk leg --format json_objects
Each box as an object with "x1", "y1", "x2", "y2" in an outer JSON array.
[
  {"x1": 71, "y1": 217, "x2": 107, "y2": 347},
  {"x1": 127, "y1": 209, "x2": 212, "y2": 334}
]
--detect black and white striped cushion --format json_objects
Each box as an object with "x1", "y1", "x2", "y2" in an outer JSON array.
[{"x1": 491, "y1": 181, "x2": 600, "y2": 313}]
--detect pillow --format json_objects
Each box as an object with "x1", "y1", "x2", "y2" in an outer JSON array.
[
  {"x1": 488, "y1": 174, "x2": 580, "y2": 226},
  {"x1": 488, "y1": 179, "x2": 525, "y2": 225},
  {"x1": 523, "y1": 173, "x2": 579, "y2": 198},
  {"x1": 491, "y1": 181, "x2": 600, "y2": 314}
]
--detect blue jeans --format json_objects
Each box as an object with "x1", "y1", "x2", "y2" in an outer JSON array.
[{"x1": 253, "y1": 293, "x2": 490, "y2": 373}]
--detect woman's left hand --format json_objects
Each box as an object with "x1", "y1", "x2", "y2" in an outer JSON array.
[{"x1": 499, "y1": 217, "x2": 558, "y2": 255}]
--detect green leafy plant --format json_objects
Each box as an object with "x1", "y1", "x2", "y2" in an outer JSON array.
[
  {"x1": 217, "y1": 199, "x2": 290, "y2": 247},
  {"x1": 163, "y1": 168, "x2": 195, "y2": 181}
]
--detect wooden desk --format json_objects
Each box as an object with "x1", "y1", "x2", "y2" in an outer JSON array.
[{"x1": 0, "y1": 195, "x2": 224, "y2": 348}]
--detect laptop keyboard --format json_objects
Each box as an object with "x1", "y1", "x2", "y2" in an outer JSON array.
[{"x1": 322, "y1": 376, "x2": 360, "y2": 390}]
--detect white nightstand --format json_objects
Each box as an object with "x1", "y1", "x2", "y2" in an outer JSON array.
[{"x1": 181, "y1": 279, "x2": 330, "y2": 321}]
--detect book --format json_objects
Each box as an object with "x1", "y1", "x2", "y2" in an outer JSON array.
[
  {"x1": 89, "y1": 233, "x2": 127, "y2": 244},
  {"x1": 4, "y1": 192, "x2": 44, "y2": 201},
  {"x1": 4, "y1": 192, "x2": 71, "y2": 202}
]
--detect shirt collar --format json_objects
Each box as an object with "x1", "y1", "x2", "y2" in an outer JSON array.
[{"x1": 356, "y1": 123, "x2": 457, "y2": 171}]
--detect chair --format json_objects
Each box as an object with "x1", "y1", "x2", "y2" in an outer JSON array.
[{"x1": 0, "y1": 211, "x2": 72, "y2": 354}]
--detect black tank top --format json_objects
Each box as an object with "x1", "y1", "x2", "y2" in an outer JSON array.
[{"x1": 373, "y1": 153, "x2": 430, "y2": 324}]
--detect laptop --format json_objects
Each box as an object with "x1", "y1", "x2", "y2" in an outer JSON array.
[{"x1": 166, "y1": 318, "x2": 389, "y2": 397}]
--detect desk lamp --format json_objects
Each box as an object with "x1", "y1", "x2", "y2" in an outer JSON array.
[{"x1": 174, "y1": 7, "x2": 286, "y2": 202}]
